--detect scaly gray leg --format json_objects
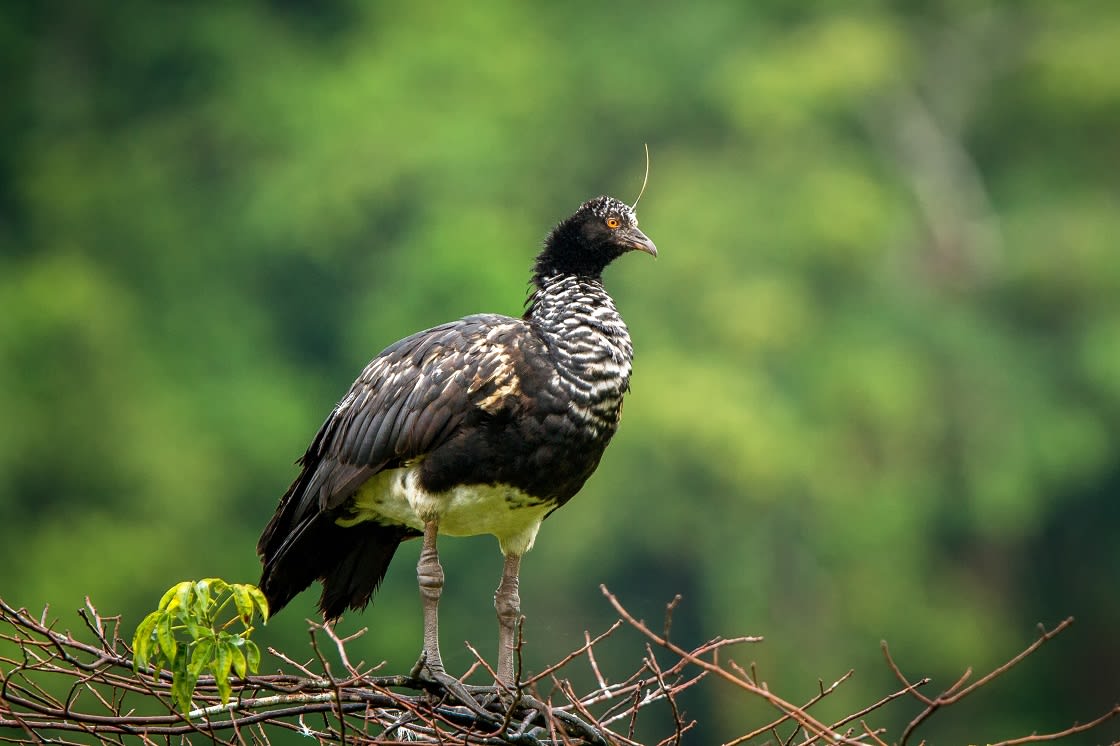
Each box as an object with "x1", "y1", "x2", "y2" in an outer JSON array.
[
  {"x1": 416, "y1": 519, "x2": 446, "y2": 677},
  {"x1": 494, "y1": 552, "x2": 522, "y2": 688},
  {"x1": 414, "y1": 519, "x2": 495, "y2": 720}
]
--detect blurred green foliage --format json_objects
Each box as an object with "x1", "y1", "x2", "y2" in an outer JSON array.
[{"x1": 2, "y1": 2, "x2": 1118, "y2": 742}]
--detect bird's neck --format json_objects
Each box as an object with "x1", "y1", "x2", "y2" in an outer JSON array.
[
  {"x1": 524, "y1": 272, "x2": 634, "y2": 406},
  {"x1": 525, "y1": 272, "x2": 626, "y2": 334}
]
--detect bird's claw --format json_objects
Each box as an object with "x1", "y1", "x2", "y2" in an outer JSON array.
[
  {"x1": 412, "y1": 661, "x2": 500, "y2": 724},
  {"x1": 410, "y1": 655, "x2": 605, "y2": 744}
]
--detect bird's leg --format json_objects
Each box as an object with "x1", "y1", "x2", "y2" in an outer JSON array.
[
  {"x1": 413, "y1": 519, "x2": 498, "y2": 721},
  {"x1": 416, "y1": 519, "x2": 446, "y2": 678},
  {"x1": 493, "y1": 554, "x2": 608, "y2": 743},
  {"x1": 494, "y1": 552, "x2": 522, "y2": 689}
]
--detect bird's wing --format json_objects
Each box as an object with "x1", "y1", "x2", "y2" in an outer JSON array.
[{"x1": 258, "y1": 314, "x2": 529, "y2": 553}]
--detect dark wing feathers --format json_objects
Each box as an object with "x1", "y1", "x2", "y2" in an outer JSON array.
[{"x1": 257, "y1": 313, "x2": 530, "y2": 617}]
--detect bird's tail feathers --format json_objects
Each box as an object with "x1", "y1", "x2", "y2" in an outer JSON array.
[
  {"x1": 317, "y1": 522, "x2": 416, "y2": 619},
  {"x1": 259, "y1": 512, "x2": 416, "y2": 620}
]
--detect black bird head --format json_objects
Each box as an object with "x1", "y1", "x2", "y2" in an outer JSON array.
[{"x1": 533, "y1": 196, "x2": 657, "y2": 284}]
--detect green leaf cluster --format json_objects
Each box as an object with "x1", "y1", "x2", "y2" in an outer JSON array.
[{"x1": 132, "y1": 579, "x2": 268, "y2": 714}]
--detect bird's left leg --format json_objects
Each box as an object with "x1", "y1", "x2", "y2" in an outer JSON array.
[
  {"x1": 494, "y1": 552, "x2": 522, "y2": 688},
  {"x1": 492, "y1": 552, "x2": 609, "y2": 744}
]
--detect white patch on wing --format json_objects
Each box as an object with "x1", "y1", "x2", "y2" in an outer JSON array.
[
  {"x1": 476, "y1": 354, "x2": 521, "y2": 413},
  {"x1": 341, "y1": 466, "x2": 553, "y2": 556}
]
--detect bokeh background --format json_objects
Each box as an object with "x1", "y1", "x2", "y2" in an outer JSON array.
[{"x1": 2, "y1": 2, "x2": 1118, "y2": 743}]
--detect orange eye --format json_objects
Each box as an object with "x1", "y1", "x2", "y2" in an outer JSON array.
[{"x1": 606, "y1": 217, "x2": 621, "y2": 229}]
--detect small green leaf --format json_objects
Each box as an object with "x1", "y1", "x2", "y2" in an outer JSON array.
[
  {"x1": 132, "y1": 646, "x2": 147, "y2": 672},
  {"x1": 159, "y1": 582, "x2": 191, "y2": 612},
  {"x1": 246, "y1": 585, "x2": 269, "y2": 623},
  {"x1": 245, "y1": 639, "x2": 261, "y2": 674},
  {"x1": 157, "y1": 614, "x2": 177, "y2": 662},
  {"x1": 229, "y1": 638, "x2": 248, "y2": 679},
  {"x1": 230, "y1": 583, "x2": 254, "y2": 625},
  {"x1": 171, "y1": 647, "x2": 195, "y2": 714},
  {"x1": 189, "y1": 638, "x2": 214, "y2": 681},
  {"x1": 132, "y1": 611, "x2": 161, "y2": 671},
  {"x1": 206, "y1": 577, "x2": 229, "y2": 596},
  {"x1": 212, "y1": 640, "x2": 234, "y2": 704},
  {"x1": 193, "y1": 579, "x2": 212, "y2": 615},
  {"x1": 173, "y1": 581, "x2": 193, "y2": 616}
]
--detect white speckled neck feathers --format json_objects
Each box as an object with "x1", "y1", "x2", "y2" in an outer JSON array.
[{"x1": 525, "y1": 274, "x2": 634, "y2": 435}]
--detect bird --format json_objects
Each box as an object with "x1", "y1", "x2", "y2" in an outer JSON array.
[{"x1": 257, "y1": 194, "x2": 656, "y2": 695}]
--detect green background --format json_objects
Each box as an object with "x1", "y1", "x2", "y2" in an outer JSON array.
[{"x1": 2, "y1": 2, "x2": 1118, "y2": 742}]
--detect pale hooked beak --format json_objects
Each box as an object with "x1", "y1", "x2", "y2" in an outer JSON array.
[{"x1": 623, "y1": 227, "x2": 657, "y2": 257}]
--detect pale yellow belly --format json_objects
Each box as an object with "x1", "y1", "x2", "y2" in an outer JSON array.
[{"x1": 340, "y1": 466, "x2": 554, "y2": 556}]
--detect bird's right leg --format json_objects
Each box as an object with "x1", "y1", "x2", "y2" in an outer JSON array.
[
  {"x1": 414, "y1": 519, "x2": 496, "y2": 720},
  {"x1": 416, "y1": 518, "x2": 446, "y2": 678}
]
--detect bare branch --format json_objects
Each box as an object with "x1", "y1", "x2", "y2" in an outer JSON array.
[
  {"x1": 1, "y1": 593, "x2": 1113, "y2": 746},
  {"x1": 523, "y1": 620, "x2": 623, "y2": 687},
  {"x1": 728, "y1": 670, "x2": 856, "y2": 746},
  {"x1": 989, "y1": 705, "x2": 1120, "y2": 745},
  {"x1": 601, "y1": 585, "x2": 861, "y2": 745},
  {"x1": 895, "y1": 617, "x2": 1077, "y2": 745}
]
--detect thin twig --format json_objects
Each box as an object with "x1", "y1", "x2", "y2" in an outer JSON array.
[
  {"x1": 895, "y1": 617, "x2": 1076, "y2": 745},
  {"x1": 988, "y1": 705, "x2": 1120, "y2": 746},
  {"x1": 601, "y1": 585, "x2": 859, "y2": 746},
  {"x1": 523, "y1": 620, "x2": 623, "y2": 687},
  {"x1": 726, "y1": 670, "x2": 856, "y2": 746}
]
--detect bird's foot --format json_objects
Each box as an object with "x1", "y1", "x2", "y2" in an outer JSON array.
[
  {"x1": 410, "y1": 654, "x2": 499, "y2": 724},
  {"x1": 409, "y1": 656, "x2": 606, "y2": 744}
]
